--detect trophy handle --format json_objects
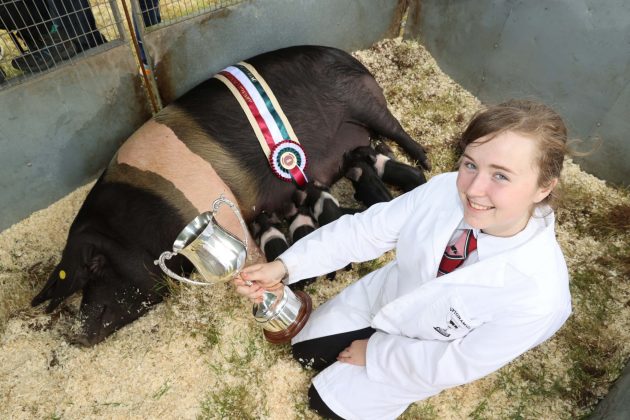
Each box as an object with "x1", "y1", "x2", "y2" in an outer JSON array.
[
  {"x1": 212, "y1": 195, "x2": 249, "y2": 254},
  {"x1": 154, "y1": 250, "x2": 213, "y2": 286}
]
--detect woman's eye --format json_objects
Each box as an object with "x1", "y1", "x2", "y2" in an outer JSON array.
[
  {"x1": 464, "y1": 161, "x2": 476, "y2": 170},
  {"x1": 494, "y1": 173, "x2": 509, "y2": 181}
]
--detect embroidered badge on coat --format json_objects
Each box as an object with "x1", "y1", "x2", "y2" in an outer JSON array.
[{"x1": 433, "y1": 307, "x2": 472, "y2": 338}]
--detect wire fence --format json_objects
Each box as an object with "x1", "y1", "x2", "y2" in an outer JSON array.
[
  {"x1": 148, "y1": 0, "x2": 242, "y2": 28},
  {"x1": 0, "y1": 0, "x2": 243, "y2": 87}
]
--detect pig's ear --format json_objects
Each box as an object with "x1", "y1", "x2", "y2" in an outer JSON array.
[
  {"x1": 345, "y1": 167, "x2": 363, "y2": 181},
  {"x1": 303, "y1": 184, "x2": 320, "y2": 208},
  {"x1": 81, "y1": 244, "x2": 108, "y2": 275},
  {"x1": 87, "y1": 254, "x2": 108, "y2": 275}
]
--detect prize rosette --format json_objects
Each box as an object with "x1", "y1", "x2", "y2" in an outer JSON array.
[
  {"x1": 270, "y1": 140, "x2": 308, "y2": 185},
  {"x1": 214, "y1": 62, "x2": 309, "y2": 187}
]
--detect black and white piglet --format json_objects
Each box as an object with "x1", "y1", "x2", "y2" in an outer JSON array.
[
  {"x1": 347, "y1": 145, "x2": 426, "y2": 193},
  {"x1": 253, "y1": 212, "x2": 289, "y2": 263}
]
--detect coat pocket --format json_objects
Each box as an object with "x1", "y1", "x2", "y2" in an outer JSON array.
[{"x1": 412, "y1": 293, "x2": 482, "y2": 341}]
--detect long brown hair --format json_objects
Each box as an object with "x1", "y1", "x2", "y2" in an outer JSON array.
[{"x1": 458, "y1": 99, "x2": 571, "y2": 209}]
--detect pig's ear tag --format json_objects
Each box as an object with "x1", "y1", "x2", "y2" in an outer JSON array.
[
  {"x1": 270, "y1": 140, "x2": 308, "y2": 186},
  {"x1": 59, "y1": 270, "x2": 66, "y2": 280}
]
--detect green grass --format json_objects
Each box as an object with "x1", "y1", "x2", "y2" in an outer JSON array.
[
  {"x1": 201, "y1": 322, "x2": 221, "y2": 349},
  {"x1": 355, "y1": 258, "x2": 388, "y2": 278},
  {"x1": 153, "y1": 380, "x2": 171, "y2": 400},
  {"x1": 468, "y1": 399, "x2": 490, "y2": 419},
  {"x1": 199, "y1": 383, "x2": 258, "y2": 420},
  {"x1": 400, "y1": 401, "x2": 439, "y2": 419},
  {"x1": 201, "y1": 330, "x2": 286, "y2": 419}
]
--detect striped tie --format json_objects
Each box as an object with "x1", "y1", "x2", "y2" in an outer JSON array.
[{"x1": 437, "y1": 229, "x2": 477, "y2": 276}]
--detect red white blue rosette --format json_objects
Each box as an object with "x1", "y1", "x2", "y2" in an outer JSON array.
[{"x1": 270, "y1": 140, "x2": 308, "y2": 185}]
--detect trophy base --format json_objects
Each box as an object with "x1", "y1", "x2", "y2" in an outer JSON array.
[{"x1": 263, "y1": 290, "x2": 312, "y2": 344}]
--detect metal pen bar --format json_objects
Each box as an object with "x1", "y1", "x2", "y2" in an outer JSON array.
[{"x1": 120, "y1": 0, "x2": 160, "y2": 114}]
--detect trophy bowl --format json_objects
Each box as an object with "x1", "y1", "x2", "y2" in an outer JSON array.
[{"x1": 155, "y1": 195, "x2": 312, "y2": 343}]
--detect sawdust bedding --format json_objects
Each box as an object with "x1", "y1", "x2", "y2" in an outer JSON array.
[{"x1": 1, "y1": 38, "x2": 629, "y2": 419}]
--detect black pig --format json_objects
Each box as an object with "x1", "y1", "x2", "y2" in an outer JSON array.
[{"x1": 31, "y1": 45, "x2": 429, "y2": 345}]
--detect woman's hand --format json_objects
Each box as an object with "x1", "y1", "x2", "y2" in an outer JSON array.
[
  {"x1": 233, "y1": 276, "x2": 266, "y2": 303},
  {"x1": 337, "y1": 339, "x2": 368, "y2": 366},
  {"x1": 233, "y1": 260, "x2": 287, "y2": 303}
]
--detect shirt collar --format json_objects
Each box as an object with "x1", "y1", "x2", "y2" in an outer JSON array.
[{"x1": 456, "y1": 208, "x2": 551, "y2": 261}]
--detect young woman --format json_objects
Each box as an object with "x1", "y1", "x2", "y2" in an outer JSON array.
[{"x1": 234, "y1": 99, "x2": 572, "y2": 419}]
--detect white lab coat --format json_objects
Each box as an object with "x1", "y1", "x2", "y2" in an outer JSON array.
[{"x1": 280, "y1": 172, "x2": 571, "y2": 420}]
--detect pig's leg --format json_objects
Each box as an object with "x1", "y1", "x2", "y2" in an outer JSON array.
[{"x1": 349, "y1": 76, "x2": 430, "y2": 170}]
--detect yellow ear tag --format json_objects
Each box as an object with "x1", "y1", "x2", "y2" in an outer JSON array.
[{"x1": 59, "y1": 270, "x2": 66, "y2": 280}]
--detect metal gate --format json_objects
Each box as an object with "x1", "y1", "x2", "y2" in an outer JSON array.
[{"x1": 0, "y1": 0, "x2": 244, "y2": 103}]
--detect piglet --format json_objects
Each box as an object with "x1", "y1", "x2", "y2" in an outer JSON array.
[
  {"x1": 303, "y1": 184, "x2": 354, "y2": 279},
  {"x1": 348, "y1": 145, "x2": 426, "y2": 193},
  {"x1": 376, "y1": 154, "x2": 426, "y2": 193},
  {"x1": 305, "y1": 184, "x2": 345, "y2": 227},
  {"x1": 254, "y1": 212, "x2": 289, "y2": 263},
  {"x1": 287, "y1": 205, "x2": 317, "y2": 289},
  {"x1": 344, "y1": 160, "x2": 393, "y2": 207}
]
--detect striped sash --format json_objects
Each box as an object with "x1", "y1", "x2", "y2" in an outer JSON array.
[{"x1": 214, "y1": 62, "x2": 308, "y2": 186}]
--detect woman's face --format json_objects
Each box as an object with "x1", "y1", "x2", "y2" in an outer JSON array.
[{"x1": 456, "y1": 131, "x2": 555, "y2": 237}]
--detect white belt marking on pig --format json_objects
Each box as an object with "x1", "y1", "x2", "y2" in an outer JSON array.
[
  {"x1": 289, "y1": 214, "x2": 316, "y2": 238},
  {"x1": 116, "y1": 120, "x2": 249, "y2": 244},
  {"x1": 313, "y1": 191, "x2": 340, "y2": 220},
  {"x1": 374, "y1": 154, "x2": 390, "y2": 177},
  {"x1": 260, "y1": 227, "x2": 287, "y2": 249}
]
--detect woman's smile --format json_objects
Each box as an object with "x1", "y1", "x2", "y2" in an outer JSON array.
[{"x1": 466, "y1": 198, "x2": 494, "y2": 211}]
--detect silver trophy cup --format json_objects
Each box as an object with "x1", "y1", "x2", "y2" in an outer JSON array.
[{"x1": 155, "y1": 195, "x2": 311, "y2": 343}]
